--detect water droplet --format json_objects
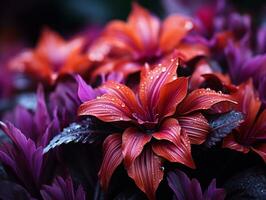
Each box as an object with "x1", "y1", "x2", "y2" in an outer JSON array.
[
  {"x1": 158, "y1": 63, "x2": 162, "y2": 67},
  {"x1": 116, "y1": 85, "x2": 120, "y2": 89},
  {"x1": 185, "y1": 21, "x2": 193, "y2": 30},
  {"x1": 121, "y1": 103, "x2": 126, "y2": 108},
  {"x1": 161, "y1": 67, "x2": 166, "y2": 72},
  {"x1": 96, "y1": 96, "x2": 101, "y2": 99},
  {"x1": 206, "y1": 88, "x2": 211, "y2": 91},
  {"x1": 119, "y1": 117, "x2": 123, "y2": 120},
  {"x1": 150, "y1": 76, "x2": 154, "y2": 80}
]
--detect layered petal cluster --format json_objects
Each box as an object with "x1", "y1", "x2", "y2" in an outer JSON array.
[
  {"x1": 78, "y1": 58, "x2": 234, "y2": 199},
  {"x1": 223, "y1": 81, "x2": 266, "y2": 162},
  {"x1": 167, "y1": 169, "x2": 225, "y2": 200},
  {"x1": 41, "y1": 176, "x2": 86, "y2": 200},
  {"x1": 88, "y1": 3, "x2": 209, "y2": 79},
  {"x1": 9, "y1": 29, "x2": 90, "y2": 84}
]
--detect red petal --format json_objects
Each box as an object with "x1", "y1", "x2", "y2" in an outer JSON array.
[
  {"x1": 249, "y1": 109, "x2": 266, "y2": 138},
  {"x1": 176, "y1": 43, "x2": 209, "y2": 61},
  {"x1": 127, "y1": 146, "x2": 163, "y2": 200},
  {"x1": 177, "y1": 88, "x2": 236, "y2": 115},
  {"x1": 157, "y1": 77, "x2": 188, "y2": 118},
  {"x1": 160, "y1": 15, "x2": 193, "y2": 53},
  {"x1": 98, "y1": 134, "x2": 123, "y2": 191},
  {"x1": 103, "y1": 81, "x2": 144, "y2": 117},
  {"x1": 152, "y1": 130, "x2": 195, "y2": 169},
  {"x1": 222, "y1": 134, "x2": 250, "y2": 153},
  {"x1": 235, "y1": 81, "x2": 261, "y2": 136},
  {"x1": 251, "y1": 144, "x2": 266, "y2": 163},
  {"x1": 128, "y1": 3, "x2": 160, "y2": 53},
  {"x1": 190, "y1": 60, "x2": 213, "y2": 90},
  {"x1": 178, "y1": 113, "x2": 210, "y2": 144},
  {"x1": 152, "y1": 118, "x2": 181, "y2": 146},
  {"x1": 78, "y1": 94, "x2": 132, "y2": 122},
  {"x1": 122, "y1": 127, "x2": 152, "y2": 168},
  {"x1": 138, "y1": 58, "x2": 179, "y2": 117}
]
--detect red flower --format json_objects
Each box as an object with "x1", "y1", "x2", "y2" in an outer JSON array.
[
  {"x1": 88, "y1": 3, "x2": 209, "y2": 79},
  {"x1": 78, "y1": 58, "x2": 234, "y2": 199},
  {"x1": 223, "y1": 81, "x2": 266, "y2": 162},
  {"x1": 9, "y1": 28, "x2": 90, "y2": 84}
]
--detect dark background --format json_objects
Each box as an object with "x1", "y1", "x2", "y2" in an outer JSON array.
[{"x1": 0, "y1": 0, "x2": 265, "y2": 47}]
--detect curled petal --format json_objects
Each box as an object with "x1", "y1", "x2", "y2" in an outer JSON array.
[
  {"x1": 122, "y1": 127, "x2": 152, "y2": 168},
  {"x1": 98, "y1": 134, "x2": 123, "y2": 191},
  {"x1": 152, "y1": 130, "x2": 195, "y2": 169},
  {"x1": 152, "y1": 118, "x2": 181, "y2": 146},
  {"x1": 177, "y1": 88, "x2": 236, "y2": 115},
  {"x1": 103, "y1": 81, "x2": 144, "y2": 116},
  {"x1": 75, "y1": 75, "x2": 96, "y2": 103},
  {"x1": 129, "y1": 3, "x2": 160, "y2": 52},
  {"x1": 139, "y1": 58, "x2": 179, "y2": 114},
  {"x1": 127, "y1": 146, "x2": 163, "y2": 200},
  {"x1": 157, "y1": 77, "x2": 188, "y2": 118},
  {"x1": 223, "y1": 134, "x2": 250, "y2": 153},
  {"x1": 78, "y1": 94, "x2": 132, "y2": 122},
  {"x1": 176, "y1": 43, "x2": 209, "y2": 61},
  {"x1": 160, "y1": 15, "x2": 194, "y2": 53},
  {"x1": 178, "y1": 113, "x2": 210, "y2": 144}
]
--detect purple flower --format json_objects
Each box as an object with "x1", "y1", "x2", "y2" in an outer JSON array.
[
  {"x1": 41, "y1": 176, "x2": 86, "y2": 200},
  {"x1": 167, "y1": 170, "x2": 226, "y2": 200},
  {"x1": 4, "y1": 85, "x2": 60, "y2": 147},
  {"x1": 0, "y1": 122, "x2": 53, "y2": 197}
]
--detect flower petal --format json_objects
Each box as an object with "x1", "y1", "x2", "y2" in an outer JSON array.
[
  {"x1": 152, "y1": 130, "x2": 195, "y2": 169},
  {"x1": 178, "y1": 113, "x2": 210, "y2": 144},
  {"x1": 176, "y1": 43, "x2": 209, "y2": 61},
  {"x1": 122, "y1": 127, "x2": 152, "y2": 168},
  {"x1": 78, "y1": 94, "x2": 132, "y2": 122},
  {"x1": 103, "y1": 81, "x2": 144, "y2": 116},
  {"x1": 127, "y1": 146, "x2": 163, "y2": 200},
  {"x1": 251, "y1": 144, "x2": 266, "y2": 163},
  {"x1": 157, "y1": 77, "x2": 188, "y2": 118},
  {"x1": 75, "y1": 75, "x2": 96, "y2": 103},
  {"x1": 152, "y1": 118, "x2": 181, "y2": 146},
  {"x1": 160, "y1": 15, "x2": 193, "y2": 53},
  {"x1": 177, "y1": 88, "x2": 236, "y2": 115},
  {"x1": 98, "y1": 134, "x2": 123, "y2": 191},
  {"x1": 138, "y1": 58, "x2": 179, "y2": 117},
  {"x1": 128, "y1": 3, "x2": 160, "y2": 53}
]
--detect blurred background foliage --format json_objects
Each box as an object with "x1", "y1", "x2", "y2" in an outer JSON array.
[{"x1": 0, "y1": 0, "x2": 265, "y2": 48}]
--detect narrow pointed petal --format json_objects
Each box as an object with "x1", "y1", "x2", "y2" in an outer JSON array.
[
  {"x1": 177, "y1": 88, "x2": 236, "y2": 115},
  {"x1": 127, "y1": 147, "x2": 163, "y2": 200},
  {"x1": 139, "y1": 58, "x2": 179, "y2": 113},
  {"x1": 103, "y1": 81, "x2": 144, "y2": 115},
  {"x1": 152, "y1": 118, "x2": 181, "y2": 146},
  {"x1": 157, "y1": 77, "x2": 188, "y2": 118},
  {"x1": 75, "y1": 75, "x2": 96, "y2": 103},
  {"x1": 78, "y1": 94, "x2": 132, "y2": 122},
  {"x1": 129, "y1": 3, "x2": 160, "y2": 52},
  {"x1": 178, "y1": 113, "x2": 210, "y2": 144},
  {"x1": 160, "y1": 15, "x2": 193, "y2": 53},
  {"x1": 98, "y1": 134, "x2": 123, "y2": 191},
  {"x1": 152, "y1": 130, "x2": 195, "y2": 169},
  {"x1": 122, "y1": 127, "x2": 152, "y2": 168}
]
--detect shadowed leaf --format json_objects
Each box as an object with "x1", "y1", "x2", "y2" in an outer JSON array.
[{"x1": 205, "y1": 111, "x2": 244, "y2": 147}]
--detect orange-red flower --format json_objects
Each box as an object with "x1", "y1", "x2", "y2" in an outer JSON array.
[
  {"x1": 9, "y1": 28, "x2": 90, "y2": 84},
  {"x1": 78, "y1": 57, "x2": 234, "y2": 199},
  {"x1": 88, "y1": 3, "x2": 209, "y2": 79},
  {"x1": 223, "y1": 81, "x2": 266, "y2": 162}
]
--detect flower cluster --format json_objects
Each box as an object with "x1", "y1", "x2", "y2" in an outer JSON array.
[{"x1": 0, "y1": 1, "x2": 266, "y2": 200}]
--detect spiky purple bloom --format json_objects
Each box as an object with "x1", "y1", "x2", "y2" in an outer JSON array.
[
  {"x1": 167, "y1": 170, "x2": 225, "y2": 200},
  {"x1": 41, "y1": 176, "x2": 86, "y2": 200}
]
